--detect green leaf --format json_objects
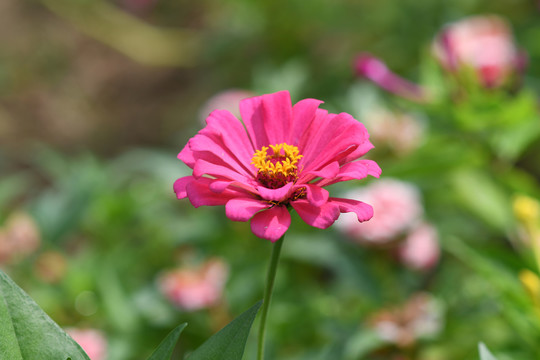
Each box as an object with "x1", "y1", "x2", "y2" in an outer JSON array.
[
  {"x1": 0, "y1": 270, "x2": 90, "y2": 360},
  {"x1": 187, "y1": 301, "x2": 262, "y2": 360},
  {"x1": 478, "y1": 342, "x2": 498, "y2": 360},
  {"x1": 147, "y1": 323, "x2": 187, "y2": 360}
]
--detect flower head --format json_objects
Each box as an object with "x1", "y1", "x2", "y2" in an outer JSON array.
[
  {"x1": 432, "y1": 15, "x2": 525, "y2": 89},
  {"x1": 336, "y1": 179, "x2": 422, "y2": 244},
  {"x1": 159, "y1": 258, "x2": 228, "y2": 311},
  {"x1": 175, "y1": 90, "x2": 381, "y2": 241}
]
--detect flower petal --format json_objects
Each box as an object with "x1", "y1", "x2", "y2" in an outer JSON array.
[
  {"x1": 330, "y1": 197, "x2": 374, "y2": 222},
  {"x1": 203, "y1": 109, "x2": 255, "y2": 169},
  {"x1": 178, "y1": 141, "x2": 196, "y2": 169},
  {"x1": 317, "y1": 160, "x2": 382, "y2": 187},
  {"x1": 185, "y1": 178, "x2": 246, "y2": 207},
  {"x1": 174, "y1": 176, "x2": 194, "y2": 199},
  {"x1": 225, "y1": 198, "x2": 269, "y2": 222},
  {"x1": 291, "y1": 199, "x2": 340, "y2": 229},
  {"x1": 301, "y1": 184, "x2": 329, "y2": 207},
  {"x1": 256, "y1": 182, "x2": 294, "y2": 202},
  {"x1": 193, "y1": 159, "x2": 251, "y2": 183},
  {"x1": 289, "y1": 98, "x2": 323, "y2": 145},
  {"x1": 250, "y1": 206, "x2": 291, "y2": 242},
  {"x1": 239, "y1": 91, "x2": 292, "y2": 149}
]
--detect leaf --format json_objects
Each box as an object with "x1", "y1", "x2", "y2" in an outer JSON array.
[
  {"x1": 478, "y1": 342, "x2": 498, "y2": 360},
  {"x1": 187, "y1": 301, "x2": 262, "y2": 360},
  {"x1": 450, "y1": 169, "x2": 512, "y2": 232},
  {"x1": 147, "y1": 323, "x2": 187, "y2": 360},
  {"x1": 0, "y1": 270, "x2": 90, "y2": 360}
]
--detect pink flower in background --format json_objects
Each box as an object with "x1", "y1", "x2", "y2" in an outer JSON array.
[
  {"x1": 175, "y1": 90, "x2": 381, "y2": 241},
  {"x1": 159, "y1": 259, "x2": 228, "y2": 311},
  {"x1": 354, "y1": 54, "x2": 430, "y2": 103},
  {"x1": 66, "y1": 328, "x2": 107, "y2": 360},
  {"x1": 432, "y1": 15, "x2": 525, "y2": 88},
  {"x1": 0, "y1": 212, "x2": 40, "y2": 265},
  {"x1": 199, "y1": 89, "x2": 255, "y2": 124},
  {"x1": 368, "y1": 293, "x2": 443, "y2": 348},
  {"x1": 363, "y1": 109, "x2": 424, "y2": 156},
  {"x1": 398, "y1": 223, "x2": 440, "y2": 271},
  {"x1": 337, "y1": 179, "x2": 422, "y2": 244}
]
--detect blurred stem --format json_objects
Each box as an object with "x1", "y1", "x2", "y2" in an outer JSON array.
[{"x1": 257, "y1": 236, "x2": 284, "y2": 360}]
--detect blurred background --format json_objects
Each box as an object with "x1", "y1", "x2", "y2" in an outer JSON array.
[{"x1": 2, "y1": 0, "x2": 540, "y2": 359}]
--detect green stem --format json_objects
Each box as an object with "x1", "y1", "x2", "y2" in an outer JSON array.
[{"x1": 257, "y1": 236, "x2": 284, "y2": 360}]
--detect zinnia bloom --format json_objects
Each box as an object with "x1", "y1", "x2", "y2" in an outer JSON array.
[
  {"x1": 174, "y1": 90, "x2": 381, "y2": 241},
  {"x1": 336, "y1": 179, "x2": 423, "y2": 244},
  {"x1": 432, "y1": 15, "x2": 526, "y2": 89},
  {"x1": 159, "y1": 258, "x2": 228, "y2": 311}
]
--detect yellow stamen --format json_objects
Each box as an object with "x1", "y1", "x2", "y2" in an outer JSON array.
[{"x1": 251, "y1": 143, "x2": 303, "y2": 189}]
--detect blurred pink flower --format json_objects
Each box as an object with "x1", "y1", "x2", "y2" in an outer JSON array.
[
  {"x1": 0, "y1": 212, "x2": 40, "y2": 265},
  {"x1": 159, "y1": 258, "x2": 228, "y2": 311},
  {"x1": 354, "y1": 54, "x2": 429, "y2": 103},
  {"x1": 66, "y1": 328, "x2": 107, "y2": 360},
  {"x1": 432, "y1": 15, "x2": 525, "y2": 88},
  {"x1": 363, "y1": 110, "x2": 424, "y2": 156},
  {"x1": 337, "y1": 179, "x2": 423, "y2": 244},
  {"x1": 369, "y1": 293, "x2": 443, "y2": 348},
  {"x1": 198, "y1": 89, "x2": 255, "y2": 124},
  {"x1": 175, "y1": 90, "x2": 381, "y2": 242},
  {"x1": 398, "y1": 223, "x2": 440, "y2": 271}
]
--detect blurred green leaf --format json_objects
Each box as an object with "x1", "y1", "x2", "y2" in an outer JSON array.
[
  {"x1": 39, "y1": 0, "x2": 202, "y2": 67},
  {"x1": 479, "y1": 342, "x2": 498, "y2": 360},
  {"x1": 187, "y1": 301, "x2": 262, "y2": 360},
  {"x1": 147, "y1": 323, "x2": 187, "y2": 360},
  {"x1": 450, "y1": 169, "x2": 513, "y2": 232},
  {"x1": 0, "y1": 270, "x2": 90, "y2": 360}
]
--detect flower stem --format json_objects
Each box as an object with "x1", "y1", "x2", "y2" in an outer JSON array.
[{"x1": 257, "y1": 235, "x2": 284, "y2": 360}]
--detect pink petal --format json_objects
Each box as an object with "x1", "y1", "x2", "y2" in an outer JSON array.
[
  {"x1": 225, "y1": 198, "x2": 269, "y2": 222},
  {"x1": 209, "y1": 180, "x2": 257, "y2": 194},
  {"x1": 289, "y1": 98, "x2": 323, "y2": 145},
  {"x1": 354, "y1": 54, "x2": 428, "y2": 103},
  {"x1": 300, "y1": 112, "x2": 370, "y2": 174},
  {"x1": 185, "y1": 178, "x2": 245, "y2": 207},
  {"x1": 299, "y1": 161, "x2": 340, "y2": 183},
  {"x1": 203, "y1": 109, "x2": 255, "y2": 169},
  {"x1": 193, "y1": 159, "x2": 251, "y2": 183},
  {"x1": 330, "y1": 197, "x2": 374, "y2": 222},
  {"x1": 178, "y1": 141, "x2": 196, "y2": 169},
  {"x1": 291, "y1": 199, "x2": 340, "y2": 229},
  {"x1": 174, "y1": 176, "x2": 194, "y2": 199},
  {"x1": 239, "y1": 91, "x2": 292, "y2": 149},
  {"x1": 250, "y1": 206, "x2": 291, "y2": 242},
  {"x1": 256, "y1": 182, "x2": 294, "y2": 202},
  {"x1": 316, "y1": 160, "x2": 382, "y2": 187},
  {"x1": 189, "y1": 133, "x2": 254, "y2": 178},
  {"x1": 301, "y1": 184, "x2": 329, "y2": 207}
]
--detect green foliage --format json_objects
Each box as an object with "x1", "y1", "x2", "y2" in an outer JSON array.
[
  {"x1": 0, "y1": 270, "x2": 90, "y2": 360},
  {"x1": 479, "y1": 343, "x2": 498, "y2": 360},
  {"x1": 187, "y1": 301, "x2": 262, "y2": 360}
]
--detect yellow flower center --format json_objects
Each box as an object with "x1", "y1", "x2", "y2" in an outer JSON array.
[{"x1": 251, "y1": 143, "x2": 303, "y2": 189}]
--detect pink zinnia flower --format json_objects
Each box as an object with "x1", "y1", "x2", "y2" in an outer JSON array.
[
  {"x1": 432, "y1": 15, "x2": 525, "y2": 88},
  {"x1": 174, "y1": 90, "x2": 381, "y2": 242},
  {"x1": 159, "y1": 258, "x2": 228, "y2": 311},
  {"x1": 336, "y1": 179, "x2": 423, "y2": 244},
  {"x1": 398, "y1": 223, "x2": 440, "y2": 271},
  {"x1": 66, "y1": 328, "x2": 107, "y2": 360}
]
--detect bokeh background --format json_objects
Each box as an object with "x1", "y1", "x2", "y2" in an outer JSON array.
[{"x1": 2, "y1": 0, "x2": 540, "y2": 359}]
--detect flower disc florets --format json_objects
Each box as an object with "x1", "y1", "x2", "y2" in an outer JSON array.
[{"x1": 251, "y1": 143, "x2": 303, "y2": 189}]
